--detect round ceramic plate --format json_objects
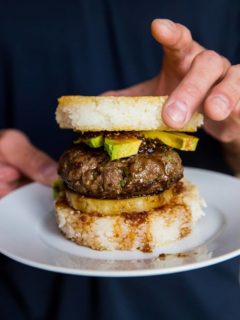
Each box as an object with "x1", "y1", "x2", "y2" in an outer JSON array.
[{"x1": 0, "y1": 168, "x2": 239, "y2": 277}]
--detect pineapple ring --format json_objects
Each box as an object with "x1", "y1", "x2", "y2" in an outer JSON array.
[{"x1": 65, "y1": 187, "x2": 175, "y2": 216}]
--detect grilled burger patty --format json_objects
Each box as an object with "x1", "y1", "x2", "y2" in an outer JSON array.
[{"x1": 58, "y1": 141, "x2": 183, "y2": 199}]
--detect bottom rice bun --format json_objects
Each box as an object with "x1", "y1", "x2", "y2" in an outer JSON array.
[
  {"x1": 54, "y1": 180, "x2": 205, "y2": 252},
  {"x1": 55, "y1": 96, "x2": 205, "y2": 252}
]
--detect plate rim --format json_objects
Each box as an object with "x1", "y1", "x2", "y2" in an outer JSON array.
[{"x1": 1, "y1": 246, "x2": 240, "y2": 277}]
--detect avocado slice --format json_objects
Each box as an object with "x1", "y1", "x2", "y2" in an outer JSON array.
[
  {"x1": 141, "y1": 131, "x2": 199, "y2": 151},
  {"x1": 52, "y1": 179, "x2": 64, "y2": 200},
  {"x1": 104, "y1": 137, "x2": 142, "y2": 160},
  {"x1": 74, "y1": 135, "x2": 104, "y2": 148},
  {"x1": 84, "y1": 135, "x2": 104, "y2": 148}
]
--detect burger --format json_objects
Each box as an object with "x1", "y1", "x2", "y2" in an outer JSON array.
[{"x1": 54, "y1": 96, "x2": 205, "y2": 252}]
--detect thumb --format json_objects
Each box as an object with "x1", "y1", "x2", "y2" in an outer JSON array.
[
  {"x1": 151, "y1": 19, "x2": 203, "y2": 73},
  {"x1": 0, "y1": 130, "x2": 57, "y2": 185}
]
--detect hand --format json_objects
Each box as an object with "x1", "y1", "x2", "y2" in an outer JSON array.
[
  {"x1": 103, "y1": 19, "x2": 240, "y2": 144},
  {"x1": 0, "y1": 129, "x2": 57, "y2": 197}
]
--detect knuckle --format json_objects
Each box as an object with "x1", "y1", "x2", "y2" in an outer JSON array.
[
  {"x1": 229, "y1": 64, "x2": 240, "y2": 86},
  {"x1": 195, "y1": 50, "x2": 222, "y2": 69},
  {"x1": 182, "y1": 26, "x2": 192, "y2": 42},
  {"x1": 192, "y1": 52, "x2": 203, "y2": 65},
  {"x1": 30, "y1": 152, "x2": 44, "y2": 167},
  {"x1": 0, "y1": 129, "x2": 30, "y2": 161},
  {"x1": 230, "y1": 64, "x2": 240, "y2": 73},
  {"x1": 204, "y1": 50, "x2": 221, "y2": 62},
  {"x1": 28, "y1": 150, "x2": 49, "y2": 173},
  {"x1": 0, "y1": 129, "x2": 26, "y2": 144},
  {"x1": 214, "y1": 64, "x2": 240, "y2": 98},
  {"x1": 222, "y1": 56, "x2": 231, "y2": 69},
  {"x1": 8, "y1": 129, "x2": 27, "y2": 141}
]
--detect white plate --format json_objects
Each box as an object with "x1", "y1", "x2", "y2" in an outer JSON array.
[{"x1": 0, "y1": 168, "x2": 239, "y2": 277}]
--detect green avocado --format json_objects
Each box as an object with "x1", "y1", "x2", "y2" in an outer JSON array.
[
  {"x1": 141, "y1": 131, "x2": 199, "y2": 151},
  {"x1": 52, "y1": 179, "x2": 64, "y2": 200},
  {"x1": 84, "y1": 135, "x2": 104, "y2": 148},
  {"x1": 74, "y1": 135, "x2": 104, "y2": 148},
  {"x1": 104, "y1": 136, "x2": 142, "y2": 160}
]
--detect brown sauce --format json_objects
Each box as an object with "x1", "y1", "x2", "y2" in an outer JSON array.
[{"x1": 122, "y1": 211, "x2": 148, "y2": 226}]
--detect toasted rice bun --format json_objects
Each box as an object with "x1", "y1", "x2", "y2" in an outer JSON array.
[
  {"x1": 56, "y1": 96, "x2": 203, "y2": 132},
  {"x1": 54, "y1": 179, "x2": 205, "y2": 252}
]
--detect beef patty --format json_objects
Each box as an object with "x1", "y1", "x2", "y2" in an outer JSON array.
[{"x1": 58, "y1": 142, "x2": 183, "y2": 199}]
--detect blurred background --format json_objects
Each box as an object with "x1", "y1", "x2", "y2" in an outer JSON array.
[{"x1": 0, "y1": 1, "x2": 239, "y2": 319}]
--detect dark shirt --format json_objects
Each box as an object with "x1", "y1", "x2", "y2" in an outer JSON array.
[{"x1": 0, "y1": 1, "x2": 240, "y2": 319}]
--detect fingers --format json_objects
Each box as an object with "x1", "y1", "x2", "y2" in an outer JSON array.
[
  {"x1": 101, "y1": 78, "x2": 158, "y2": 96},
  {"x1": 0, "y1": 164, "x2": 21, "y2": 182},
  {"x1": 151, "y1": 19, "x2": 203, "y2": 72},
  {"x1": 204, "y1": 65, "x2": 240, "y2": 121},
  {"x1": 0, "y1": 163, "x2": 31, "y2": 198},
  {"x1": 0, "y1": 181, "x2": 19, "y2": 198},
  {"x1": 0, "y1": 130, "x2": 57, "y2": 185},
  {"x1": 162, "y1": 50, "x2": 231, "y2": 128}
]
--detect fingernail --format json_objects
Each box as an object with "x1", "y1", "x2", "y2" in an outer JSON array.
[
  {"x1": 159, "y1": 19, "x2": 175, "y2": 35},
  {"x1": 40, "y1": 164, "x2": 58, "y2": 182},
  {"x1": 210, "y1": 95, "x2": 230, "y2": 116},
  {"x1": 165, "y1": 101, "x2": 188, "y2": 123}
]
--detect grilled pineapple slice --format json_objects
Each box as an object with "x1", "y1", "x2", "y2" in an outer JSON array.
[{"x1": 66, "y1": 187, "x2": 175, "y2": 216}]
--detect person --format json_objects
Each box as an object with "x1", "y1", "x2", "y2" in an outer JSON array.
[{"x1": 0, "y1": 1, "x2": 239, "y2": 319}]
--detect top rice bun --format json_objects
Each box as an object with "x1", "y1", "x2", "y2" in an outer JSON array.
[{"x1": 56, "y1": 96, "x2": 203, "y2": 132}]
